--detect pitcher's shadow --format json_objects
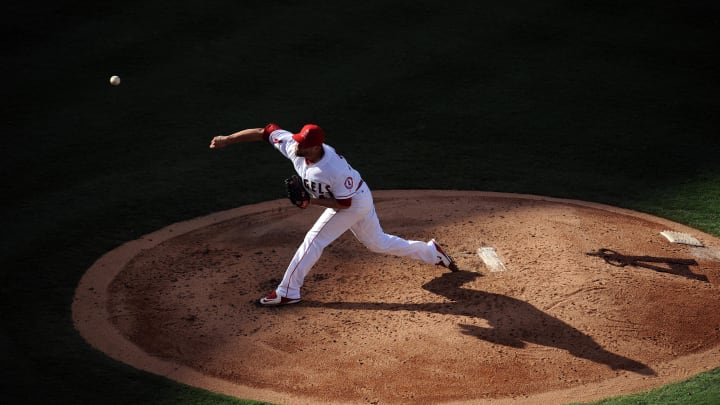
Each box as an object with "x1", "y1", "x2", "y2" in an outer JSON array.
[{"x1": 303, "y1": 271, "x2": 654, "y2": 375}]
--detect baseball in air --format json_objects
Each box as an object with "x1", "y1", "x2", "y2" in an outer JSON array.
[{"x1": 109, "y1": 75, "x2": 121, "y2": 86}]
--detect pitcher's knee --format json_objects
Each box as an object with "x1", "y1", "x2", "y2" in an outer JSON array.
[
  {"x1": 363, "y1": 240, "x2": 393, "y2": 254},
  {"x1": 364, "y1": 244, "x2": 384, "y2": 254}
]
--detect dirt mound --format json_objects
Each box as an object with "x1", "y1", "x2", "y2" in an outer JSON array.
[{"x1": 73, "y1": 191, "x2": 720, "y2": 404}]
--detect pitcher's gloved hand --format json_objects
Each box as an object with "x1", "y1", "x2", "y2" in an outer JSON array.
[{"x1": 285, "y1": 175, "x2": 310, "y2": 209}]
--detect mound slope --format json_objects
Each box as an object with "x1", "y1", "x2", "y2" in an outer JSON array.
[{"x1": 73, "y1": 191, "x2": 720, "y2": 404}]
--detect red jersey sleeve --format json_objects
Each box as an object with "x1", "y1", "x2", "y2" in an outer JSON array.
[
  {"x1": 336, "y1": 198, "x2": 352, "y2": 207},
  {"x1": 262, "y1": 123, "x2": 282, "y2": 142}
]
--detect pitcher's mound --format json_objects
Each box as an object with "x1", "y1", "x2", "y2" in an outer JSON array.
[{"x1": 73, "y1": 191, "x2": 720, "y2": 405}]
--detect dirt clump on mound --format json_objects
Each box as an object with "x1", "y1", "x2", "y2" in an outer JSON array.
[{"x1": 74, "y1": 191, "x2": 720, "y2": 404}]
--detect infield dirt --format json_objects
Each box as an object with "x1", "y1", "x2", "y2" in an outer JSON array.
[{"x1": 73, "y1": 191, "x2": 720, "y2": 404}]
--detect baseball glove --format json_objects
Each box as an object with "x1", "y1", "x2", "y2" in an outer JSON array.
[{"x1": 285, "y1": 175, "x2": 310, "y2": 209}]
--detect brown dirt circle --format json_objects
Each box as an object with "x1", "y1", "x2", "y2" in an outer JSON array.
[{"x1": 72, "y1": 190, "x2": 720, "y2": 405}]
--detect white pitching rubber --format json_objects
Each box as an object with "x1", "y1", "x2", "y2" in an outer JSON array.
[{"x1": 478, "y1": 246, "x2": 507, "y2": 272}]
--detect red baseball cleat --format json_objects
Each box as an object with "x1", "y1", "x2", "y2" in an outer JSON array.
[{"x1": 259, "y1": 290, "x2": 301, "y2": 306}]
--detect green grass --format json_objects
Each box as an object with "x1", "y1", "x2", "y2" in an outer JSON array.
[
  {"x1": 2, "y1": 0, "x2": 719, "y2": 403},
  {"x1": 579, "y1": 368, "x2": 720, "y2": 405}
]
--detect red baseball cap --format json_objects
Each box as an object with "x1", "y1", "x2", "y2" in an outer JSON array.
[{"x1": 293, "y1": 124, "x2": 325, "y2": 147}]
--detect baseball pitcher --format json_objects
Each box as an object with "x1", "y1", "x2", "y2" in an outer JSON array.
[{"x1": 210, "y1": 123, "x2": 458, "y2": 306}]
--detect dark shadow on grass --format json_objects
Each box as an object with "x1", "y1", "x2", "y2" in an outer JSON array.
[
  {"x1": 586, "y1": 248, "x2": 707, "y2": 282},
  {"x1": 303, "y1": 271, "x2": 655, "y2": 375}
]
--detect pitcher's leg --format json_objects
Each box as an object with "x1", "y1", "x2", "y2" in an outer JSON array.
[
  {"x1": 350, "y1": 206, "x2": 439, "y2": 264},
  {"x1": 275, "y1": 207, "x2": 364, "y2": 299}
]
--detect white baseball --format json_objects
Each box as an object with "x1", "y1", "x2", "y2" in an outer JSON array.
[{"x1": 109, "y1": 75, "x2": 121, "y2": 86}]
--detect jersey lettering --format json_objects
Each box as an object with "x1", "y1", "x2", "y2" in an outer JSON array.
[{"x1": 303, "y1": 178, "x2": 333, "y2": 199}]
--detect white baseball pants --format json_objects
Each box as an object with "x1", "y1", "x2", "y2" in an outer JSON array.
[{"x1": 275, "y1": 185, "x2": 440, "y2": 300}]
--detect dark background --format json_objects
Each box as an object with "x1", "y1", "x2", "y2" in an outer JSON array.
[{"x1": 2, "y1": 1, "x2": 718, "y2": 403}]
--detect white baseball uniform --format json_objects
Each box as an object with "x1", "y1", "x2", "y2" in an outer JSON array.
[{"x1": 264, "y1": 125, "x2": 444, "y2": 300}]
